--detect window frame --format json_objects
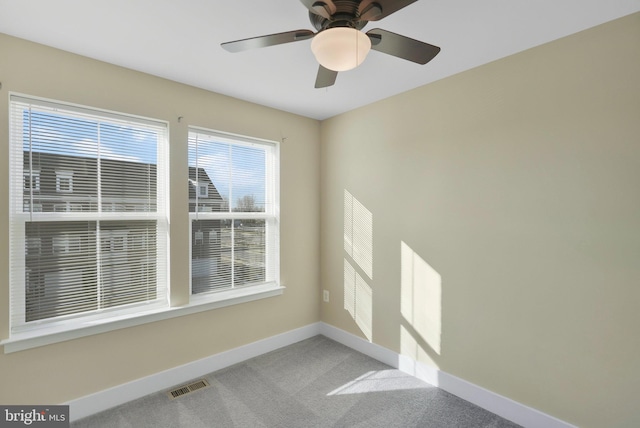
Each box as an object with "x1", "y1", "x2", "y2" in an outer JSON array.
[
  {"x1": 187, "y1": 126, "x2": 280, "y2": 302},
  {"x1": 1, "y1": 94, "x2": 285, "y2": 354},
  {"x1": 55, "y1": 170, "x2": 74, "y2": 193},
  {"x1": 197, "y1": 182, "x2": 208, "y2": 198},
  {"x1": 8, "y1": 94, "x2": 170, "y2": 337}
]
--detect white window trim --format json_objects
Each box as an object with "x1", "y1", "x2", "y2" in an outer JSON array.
[
  {"x1": 1, "y1": 283, "x2": 285, "y2": 353},
  {"x1": 55, "y1": 170, "x2": 74, "y2": 193},
  {"x1": 24, "y1": 170, "x2": 40, "y2": 191}
]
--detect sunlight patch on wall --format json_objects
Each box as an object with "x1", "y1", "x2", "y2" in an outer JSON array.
[
  {"x1": 401, "y1": 241, "x2": 442, "y2": 355},
  {"x1": 400, "y1": 325, "x2": 440, "y2": 370},
  {"x1": 344, "y1": 260, "x2": 356, "y2": 319},
  {"x1": 327, "y1": 370, "x2": 430, "y2": 396},
  {"x1": 355, "y1": 276, "x2": 372, "y2": 342},
  {"x1": 344, "y1": 259, "x2": 373, "y2": 341},
  {"x1": 344, "y1": 190, "x2": 373, "y2": 342}
]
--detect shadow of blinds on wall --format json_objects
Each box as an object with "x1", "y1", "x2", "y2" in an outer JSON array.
[{"x1": 344, "y1": 190, "x2": 373, "y2": 341}]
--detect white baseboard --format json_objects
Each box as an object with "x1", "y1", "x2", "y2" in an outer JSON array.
[
  {"x1": 319, "y1": 323, "x2": 576, "y2": 428},
  {"x1": 68, "y1": 321, "x2": 575, "y2": 428},
  {"x1": 67, "y1": 322, "x2": 322, "y2": 421}
]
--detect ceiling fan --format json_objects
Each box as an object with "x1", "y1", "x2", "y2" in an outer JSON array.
[{"x1": 221, "y1": 0, "x2": 441, "y2": 88}]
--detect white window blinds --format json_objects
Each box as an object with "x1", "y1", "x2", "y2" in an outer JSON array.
[
  {"x1": 188, "y1": 128, "x2": 279, "y2": 295},
  {"x1": 9, "y1": 95, "x2": 169, "y2": 333}
]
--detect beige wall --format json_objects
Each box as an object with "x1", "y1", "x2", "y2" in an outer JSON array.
[
  {"x1": 0, "y1": 34, "x2": 320, "y2": 404},
  {"x1": 2, "y1": 12, "x2": 639, "y2": 428},
  {"x1": 320, "y1": 13, "x2": 640, "y2": 428}
]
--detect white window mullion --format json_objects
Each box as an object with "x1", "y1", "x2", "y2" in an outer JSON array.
[
  {"x1": 228, "y1": 144, "x2": 235, "y2": 288},
  {"x1": 96, "y1": 220, "x2": 103, "y2": 310},
  {"x1": 96, "y1": 123, "x2": 103, "y2": 310},
  {"x1": 156, "y1": 126, "x2": 169, "y2": 305},
  {"x1": 27, "y1": 107, "x2": 34, "y2": 222},
  {"x1": 230, "y1": 222, "x2": 235, "y2": 288},
  {"x1": 195, "y1": 133, "x2": 199, "y2": 221},
  {"x1": 97, "y1": 122, "x2": 102, "y2": 213}
]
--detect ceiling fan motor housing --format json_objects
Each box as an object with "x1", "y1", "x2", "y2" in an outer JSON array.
[
  {"x1": 309, "y1": 0, "x2": 370, "y2": 31},
  {"x1": 221, "y1": 0, "x2": 440, "y2": 88}
]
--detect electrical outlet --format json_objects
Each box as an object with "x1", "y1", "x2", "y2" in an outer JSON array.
[{"x1": 323, "y1": 290, "x2": 330, "y2": 302}]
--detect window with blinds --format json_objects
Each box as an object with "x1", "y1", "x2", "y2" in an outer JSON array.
[
  {"x1": 9, "y1": 95, "x2": 169, "y2": 333},
  {"x1": 188, "y1": 128, "x2": 279, "y2": 296}
]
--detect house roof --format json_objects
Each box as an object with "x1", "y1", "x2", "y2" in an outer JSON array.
[{"x1": 23, "y1": 151, "x2": 223, "y2": 201}]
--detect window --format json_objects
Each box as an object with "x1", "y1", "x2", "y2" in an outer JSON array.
[
  {"x1": 26, "y1": 237, "x2": 41, "y2": 256},
  {"x1": 23, "y1": 202, "x2": 42, "y2": 212},
  {"x1": 55, "y1": 171, "x2": 73, "y2": 193},
  {"x1": 24, "y1": 170, "x2": 40, "y2": 191},
  {"x1": 188, "y1": 128, "x2": 279, "y2": 296},
  {"x1": 9, "y1": 95, "x2": 168, "y2": 334},
  {"x1": 198, "y1": 182, "x2": 208, "y2": 198},
  {"x1": 52, "y1": 234, "x2": 81, "y2": 254}
]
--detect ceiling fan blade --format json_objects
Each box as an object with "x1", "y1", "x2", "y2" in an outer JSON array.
[
  {"x1": 221, "y1": 30, "x2": 315, "y2": 53},
  {"x1": 299, "y1": 0, "x2": 336, "y2": 20},
  {"x1": 359, "y1": 0, "x2": 418, "y2": 21},
  {"x1": 366, "y1": 28, "x2": 440, "y2": 64},
  {"x1": 315, "y1": 65, "x2": 338, "y2": 88}
]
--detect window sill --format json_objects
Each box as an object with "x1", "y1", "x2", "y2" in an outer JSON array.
[{"x1": 1, "y1": 283, "x2": 285, "y2": 354}]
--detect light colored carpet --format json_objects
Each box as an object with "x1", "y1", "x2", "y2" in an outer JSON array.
[{"x1": 72, "y1": 335, "x2": 521, "y2": 427}]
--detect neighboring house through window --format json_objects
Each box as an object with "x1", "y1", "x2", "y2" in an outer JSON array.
[
  {"x1": 9, "y1": 95, "x2": 169, "y2": 331},
  {"x1": 194, "y1": 230, "x2": 204, "y2": 245}
]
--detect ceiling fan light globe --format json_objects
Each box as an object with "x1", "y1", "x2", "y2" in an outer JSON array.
[{"x1": 311, "y1": 28, "x2": 371, "y2": 72}]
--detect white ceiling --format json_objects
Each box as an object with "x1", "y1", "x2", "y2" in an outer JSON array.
[{"x1": 1, "y1": 0, "x2": 639, "y2": 120}]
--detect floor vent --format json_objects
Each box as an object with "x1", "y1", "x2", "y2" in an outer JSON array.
[{"x1": 167, "y1": 379, "x2": 211, "y2": 400}]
